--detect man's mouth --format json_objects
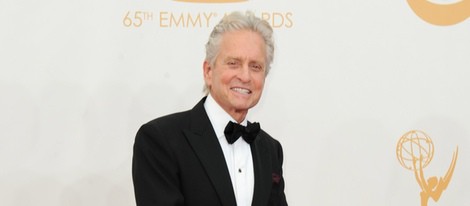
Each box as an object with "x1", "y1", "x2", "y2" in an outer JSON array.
[{"x1": 231, "y1": 87, "x2": 251, "y2": 94}]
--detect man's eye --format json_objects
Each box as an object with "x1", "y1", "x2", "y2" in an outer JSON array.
[
  {"x1": 227, "y1": 61, "x2": 238, "y2": 66},
  {"x1": 251, "y1": 64, "x2": 263, "y2": 71}
]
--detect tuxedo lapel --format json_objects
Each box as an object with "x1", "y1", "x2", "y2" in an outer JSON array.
[
  {"x1": 183, "y1": 98, "x2": 237, "y2": 206},
  {"x1": 251, "y1": 133, "x2": 272, "y2": 206}
]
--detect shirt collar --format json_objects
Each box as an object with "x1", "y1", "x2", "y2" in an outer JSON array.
[{"x1": 204, "y1": 94, "x2": 248, "y2": 139}]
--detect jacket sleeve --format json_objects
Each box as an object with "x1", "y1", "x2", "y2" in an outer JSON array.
[
  {"x1": 272, "y1": 141, "x2": 288, "y2": 206},
  {"x1": 132, "y1": 123, "x2": 184, "y2": 206}
]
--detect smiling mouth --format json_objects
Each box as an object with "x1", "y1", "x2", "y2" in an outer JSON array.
[{"x1": 231, "y1": 87, "x2": 251, "y2": 94}]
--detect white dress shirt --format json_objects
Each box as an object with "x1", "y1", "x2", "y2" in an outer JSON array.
[{"x1": 204, "y1": 94, "x2": 254, "y2": 206}]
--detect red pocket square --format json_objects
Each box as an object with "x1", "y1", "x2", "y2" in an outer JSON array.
[{"x1": 272, "y1": 173, "x2": 281, "y2": 184}]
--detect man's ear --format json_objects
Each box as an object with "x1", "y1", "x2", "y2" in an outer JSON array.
[{"x1": 203, "y1": 61, "x2": 212, "y2": 87}]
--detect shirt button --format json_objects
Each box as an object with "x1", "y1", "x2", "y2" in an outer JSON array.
[{"x1": 238, "y1": 168, "x2": 242, "y2": 173}]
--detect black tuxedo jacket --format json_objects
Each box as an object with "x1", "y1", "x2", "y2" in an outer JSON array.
[{"x1": 132, "y1": 97, "x2": 287, "y2": 206}]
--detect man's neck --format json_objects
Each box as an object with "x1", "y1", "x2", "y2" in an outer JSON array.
[{"x1": 228, "y1": 111, "x2": 247, "y2": 124}]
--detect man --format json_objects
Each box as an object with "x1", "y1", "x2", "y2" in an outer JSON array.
[{"x1": 132, "y1": 11, "x2": 287, "y2": 206}]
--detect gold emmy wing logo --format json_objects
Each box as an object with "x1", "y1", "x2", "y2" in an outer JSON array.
[
  {"x1": 173, "y1": 0, "x2": 246, "y2": 3},
  {"x1": 407, "y1": 0, "x2": 470, "y2": 25},
  {"x1": 396, "y1": 130, "x2": 459, "y2": 206}
]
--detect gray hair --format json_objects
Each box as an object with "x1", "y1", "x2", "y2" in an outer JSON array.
[{"x1": 203, "y1": 11, "x2": 274, "y2": 93}]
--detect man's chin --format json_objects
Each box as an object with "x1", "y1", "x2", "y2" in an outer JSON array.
[
  {"x1": 227, "y1": 97, "x2": 260, "y2": 110},
  {"x1": 232, "y1": 103, "x2": 256, "y2": 112}
]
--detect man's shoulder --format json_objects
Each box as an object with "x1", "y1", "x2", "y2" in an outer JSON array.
[
  {"x1": 134, "y1": 110, "x2": 193, "y2": 146},
  {"x1": 258, "y1": 129, "x2": 282, "y2": 147}
]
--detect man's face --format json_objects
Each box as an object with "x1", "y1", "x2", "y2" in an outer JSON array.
[{"x1": 204, "y1": 29, "x2": 267, "y2": 119}]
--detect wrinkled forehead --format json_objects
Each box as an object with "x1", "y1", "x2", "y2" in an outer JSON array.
[{"x1": 217, "y1": 30, "x2": 267, "y2": 62}]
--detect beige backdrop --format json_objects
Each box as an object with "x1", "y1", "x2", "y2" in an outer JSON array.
[{"x1": 1, "y1": 0, "x2": 469, "y2": 205}]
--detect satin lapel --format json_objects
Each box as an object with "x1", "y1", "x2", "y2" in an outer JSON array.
[
  {"x1": 251, "y1": 133, "x2": 272, "y2": 206},
  {"x1": 183, "y1": 98, "x2": 237, "y2": 206}
]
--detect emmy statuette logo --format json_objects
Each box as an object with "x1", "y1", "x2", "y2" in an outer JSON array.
[
  {"x1": 407, "y1": 0, "x2": 470, "y2": 25},
  {"x1": 396, "y1": 130, "x2": 458, "y2": 206}
]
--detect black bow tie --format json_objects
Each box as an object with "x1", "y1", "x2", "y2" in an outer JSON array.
[{"x1": 224, "y1": 121, "x2": 260, "y2": 144}]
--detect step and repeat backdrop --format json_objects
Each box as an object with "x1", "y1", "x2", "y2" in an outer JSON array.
[{"x1": 1, "y1": 0, "x2": 469, "y2": 205}]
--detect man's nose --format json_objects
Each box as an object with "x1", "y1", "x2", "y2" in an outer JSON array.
[{"x1": 237, "y1": 65, "x2": 251, "y2": 82}]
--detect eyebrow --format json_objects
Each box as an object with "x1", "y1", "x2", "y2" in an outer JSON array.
[
  {"x1": 224, "y1": 56, "x2": 264, "y2": 65},
  {"x1": 224, "y1": 57, "x2": 241, "y2": 62}
]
